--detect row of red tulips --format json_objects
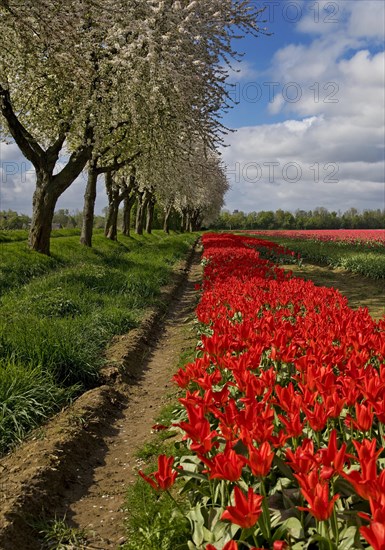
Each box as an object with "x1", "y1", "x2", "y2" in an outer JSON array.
[
  {"x1": 244, "y1": 229, "x2": 385, "y2": 245},
  {"x1": 140, "y1": 233, "x2": 385, "y2": 549}
]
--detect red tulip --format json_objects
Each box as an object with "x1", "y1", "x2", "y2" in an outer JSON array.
[
  {"x1": 206, "y1": 542, "x2": 238, "y2": 550},
  {"x1": 247, "y1": 441, "x2": 274, "y2": 478},
  {"x1": 318, "y1": 429, "x2": 347, "y2": 480},
  {"x1": 296, "y1": 470, "x2": 339, "y2": 521},
  {"x1": 221, "y1": 486, "x2": 263, "y2": 528},
  {"x1": 138, "y1": 455, "x2": 178, "y2": 491},
  {"x1": 286, "y1": 439, "x2": 316, "y2": 473},
  {"x1": 360, "y1": 522, "x2": 385, "y2": 550},
  {"x1": 205, "y1": 447, "x2": 246, "y2": 482},
  {"x1": 352, "y1": 402, "x2": 374, "y2": 432}
]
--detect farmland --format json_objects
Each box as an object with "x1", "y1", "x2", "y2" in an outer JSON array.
[
  {"x1": 244, "y1": 229, "x2": 385, "y2": 280},
  {"x1": 248, "y1": 229, "x2": 385, "y2": 244},
  {"x1": 1, "y1": 230, "x2": 385, "y2": 549},
  {"x1": 0, "y1": 230, "x2": 196, "y2": 455},
  {"x1": 132, "y1": 233, "x2": 385, "y2": 550}
]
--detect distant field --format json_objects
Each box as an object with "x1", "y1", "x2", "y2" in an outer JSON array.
[
  {"x1": 243, "y1": 229, "x2": 385, "y2": 279},
  {"x1": 0, "y1": 231, "x2": 196, "y2": 454},
  {"x1": 0, "y1": 227, "x2": 83, "y2": 243},
  {"x1": 246, "y1": 228, "x2": 385, "y2": 244}
]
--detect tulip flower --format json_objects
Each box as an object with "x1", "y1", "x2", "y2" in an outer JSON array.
[
  {"x1": 221, "y1": 486, "x2": 263, "y2": 528},
  {"x1": 360, "y1": 522, "x2": 385, "y2": 550},
  {"x1": 204, "y1": 447, "x2": 246, "y2": 482},
  {"x1": 352, "y1": 402, "x2": 374, "y2": 432},
  {"x1": 247, "y1": 441, "x2": 274, "y2": 478},
  {"x1": 138, "y1": 455, "x2": 178, "y2": 491},
  {"x1": 206, "y1": 542, "x2": 238, "y2": 550},
  {"x1": 296, "y1": 470, "x2": 339, "y2": 521},
  {"x1": 318, "y1": 429, "x2": 347, "y2": 480}
]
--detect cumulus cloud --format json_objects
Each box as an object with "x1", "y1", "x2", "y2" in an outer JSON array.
[
  {"x1": 1, "y1": 0, "x2": 384, "y2": 216},
  {"x1": 221, "y1": 0, "x2": 385, "y2": 212},
  {"x1": 0, "y1": 143, "x2": 107, "y2": 215},
  {"x1": 0, "y1": 143, "x2": 36, "y2": 212},
  {"x1": 296, "y1": 0, "x2": 385, "y2": 40}
]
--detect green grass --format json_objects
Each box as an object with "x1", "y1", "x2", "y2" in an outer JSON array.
[
  {"x1": 251, "y1": 236, "x2": 385, "y2": 279},
  {"x1": 0, "y1": 360, "x2": 72, "y2": 450},
  {"x1": 31, "y1": 515, "x2": 88, "y2": 549},
  {"x1": 0, "y1": 228, "x2": 82, "y2": 243},
  {"x1": 0, "y1": 230, "x2": 197, "y2": 454},
  {"x1": 123, "y1": 480, "x2": 190, "y2": 550},
  {"x1": 124, "y1": 402, "x2": 191, "y2": 550}
]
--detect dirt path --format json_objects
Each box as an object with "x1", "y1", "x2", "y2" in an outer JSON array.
[
  {"x1": 56, "y1": 249, "x2": 201, "y2": 548},
  {"x1": 0, "y1": 245, "x2": 202, "y2": 550}
]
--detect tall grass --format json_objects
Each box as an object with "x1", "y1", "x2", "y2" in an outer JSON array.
[
  {"x1": 0, "y1": 231, "x2": 197, "y2": 454},
  {"x1": 0, "y1": 227, "x2": 83, "y2": 243},
  {"x1": 0, "y1": 360, "x2": 72, "y2": 451},
  {"x1": 254, "y1": 237, "x2": 385, "y2": 279}
]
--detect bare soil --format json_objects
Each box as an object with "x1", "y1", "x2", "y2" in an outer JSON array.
[
  {"x1": 0, "y1": 248, "x2": 383, "y2": 550},
  {"x1": 0, "y1": 243, "x2": 202, "y2": 550},
  {"x1": 281, "y1": 262, "x2": 385, "y2": 320}
]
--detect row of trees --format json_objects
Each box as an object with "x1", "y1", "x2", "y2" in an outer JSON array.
[
  {"x1": 4, "y1": 205, "x2": 384, "y2": 233},
  {"x1": 211, "y1": 207, "x2": 385, "y2": 230},
  {"x1": 0, "y1": 206, "x2": 183, "y2": 232},
  {"x1": 0, "y1": 1, "x2": 267, "y2": 254}
]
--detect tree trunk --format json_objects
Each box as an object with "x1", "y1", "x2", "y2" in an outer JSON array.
[
  {"x1": 182, "y1": 210, "x2": 191, "y2": 232},
  {"x1": 191, "y1": 209, "x2": 202, "y2": 232},
  {"x1": 29, "y1": 179, "x2": 57, "y2": 255},
  {"x1": 122, "y1": 195, "x2": 135, "y2": 236},
  {"x1": 163, "y1": 204, "x2": 173, "y2": 234},
  {"x1": 1, "y1": 84, "x2": 92, "y2": 255},
  {"x1": 187, "y1": 213, "x2": 193, "y2": 233},
  {"x1": 121, "y1": 174, "x2": 137, "y2": 236},
  {"x1": 105, "y1": 201, "x2": 119, "y2": 240},
  {"x1": 104, "y1": 172, "x2": 120, "y2": 240},
  {"x1": 180, "y1": 210, "x2": 186, "y2": 233},
  {"x1": 135, "y1": 191, "x2": 147, "y2": 235},
  {"x1": 80, "y1": 160, "x2": 98, "y2": 247},
  {"x1": 145, "y1": 196, "x2": 155, "y2": 234}
]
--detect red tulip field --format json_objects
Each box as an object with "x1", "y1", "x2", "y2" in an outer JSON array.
[
  {"x1": 141, "y1": 233, "x2": 385, "y2": 550},
  {"x1": 247, "y1": 230, "x2": 385, "y2": 245},
  {"x1": 236, "y1": 229, "x2": 385, "y2": 280}
]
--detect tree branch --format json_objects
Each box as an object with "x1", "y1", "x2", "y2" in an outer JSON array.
[
  {"x1": 96, "y1": 150, "x2": 141, "y2": 175},
  {"x1": 53, "y1": 138, "x2": 93, "y2": 196},
  {"x1": 45, "y1": 123, "x2": 70, "y2": 170},
  {"x1": 0, "y1": 84, "x2": 44, "y2": 168}
]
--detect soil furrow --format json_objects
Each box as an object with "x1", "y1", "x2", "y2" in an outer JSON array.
[
  {"x1": 50, "y1": 247, "x2": 203, "y2": 548},
  {"x1": 0, "y1": 244, "x2": 202, "y2": 550}
]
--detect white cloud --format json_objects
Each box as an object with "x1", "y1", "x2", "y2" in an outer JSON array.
[
  {"x1": 1, "y1": 0, "x2": 384, "y2": 216},
  {"x1": 221, "y1": 0, "x2": 385, "y2": 212},
  {"x1": 225, "y1": 60, "x2": 260, "y2": 82},
  {"x1": 345, "y1": 0, "x2": 385, "y2": 40},
  {"x1": 296, "y1": 0, "x2": 385, "y2": 41}
]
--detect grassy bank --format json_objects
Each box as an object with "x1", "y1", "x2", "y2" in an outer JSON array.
[
  {"x1": 0, "y1": 231, "x2": 196, "y2": 454},
  {"x1": 251, "y1": 235, "x2": 385, "y2": 279},
  {"x1": 123, "y1": 349, "x2": 196, "y2": 550}
]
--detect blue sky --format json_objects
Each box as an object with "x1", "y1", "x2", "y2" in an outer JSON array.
[
  {"x1": 1, "y1": 0, "x2": 384, "y2": 215},
  {"x1": 223, "y1": 0, "x2": 347, "y2": 127},
  {"x1": 219, "y1": 0, "x2": 385, "y2": 213}
]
